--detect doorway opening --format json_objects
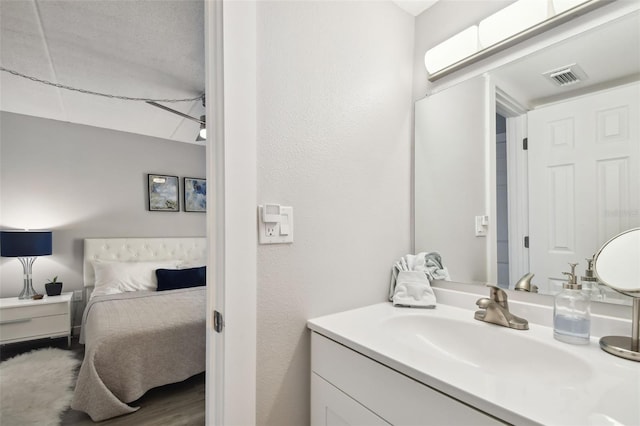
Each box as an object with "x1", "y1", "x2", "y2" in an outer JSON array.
[
  {"x1": 496, "y1": 113, "x2": 509, "y2": 288},
  {"x1": 495, "y1": 88, "x2": 529, "y2": 290}
]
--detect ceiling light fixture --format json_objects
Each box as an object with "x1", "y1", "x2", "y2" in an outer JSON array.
[
  {"x1": 196, "y1": 116, "x2": 207, "y2": 142},
  {"x1": 199, "y1": 116, "x2": 207, "y2": 140},
  {"x1": 146, "y1": 101, "x2": 206, "y2": 141},
  {"x1": 424, "y1": 26, "x2": 479, "y2": 75}
]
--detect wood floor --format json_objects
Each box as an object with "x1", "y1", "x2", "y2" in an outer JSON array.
[{"x1": 1, "y1": 337, "x2": 205, "y2": 425}]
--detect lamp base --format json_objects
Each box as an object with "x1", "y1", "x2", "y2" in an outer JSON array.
[
  {"x1": 16, "y1": 257, "x2": 39, "y2": 299},
  {"x1": 18, "y1": 278, "x2": 38, "y2": 300}
]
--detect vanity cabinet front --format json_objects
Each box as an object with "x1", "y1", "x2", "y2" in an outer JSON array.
[{"x1": 311, "y1": 332, "x2": 506, "y2": 426}]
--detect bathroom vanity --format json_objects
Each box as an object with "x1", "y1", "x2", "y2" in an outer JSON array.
[
  {"x1": 311, "y1": 331, "x2": 503, "y2": 426},
  {"x1": 308, "y1": 294, "x2": 639, "y2": 426}
]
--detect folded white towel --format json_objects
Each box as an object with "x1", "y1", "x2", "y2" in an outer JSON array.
[
  {"x1": 389, "y1": 252, "x2": 450, "y2": 308},
  {"x1": 392, "y1": 270, "x2": 436, "y2": 308}
]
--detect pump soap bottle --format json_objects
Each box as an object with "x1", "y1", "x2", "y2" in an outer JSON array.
[
  {"x1": 582, "y1": 256, "x2": 603, "y2": 301},
  {"x1": 554, "y1": 262, "x2": 591, "y2": 344}
]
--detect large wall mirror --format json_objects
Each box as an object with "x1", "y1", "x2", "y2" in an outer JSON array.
[{"x1": 415, "y1": 4, "x2": 639, "y2": 306}]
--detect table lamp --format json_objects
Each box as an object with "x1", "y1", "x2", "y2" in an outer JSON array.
[{"x1": 0, "y1": 230, "x2": 52, "y2": 299}]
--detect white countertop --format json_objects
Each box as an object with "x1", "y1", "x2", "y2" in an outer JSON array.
[{"x1": 308, "y1": 302, "x2": 640, "y2": 426}]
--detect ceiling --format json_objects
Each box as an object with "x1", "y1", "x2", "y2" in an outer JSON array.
[
  {"x1": 1, "y1": 0, "x2": 436, "y2": 146},
  {"x1": 491, "y1": 9, "x2": 640, "y2": 108},
  {"x1": 0, "y1": 0, "x2": 205, "y2": 144},
  {"x1": 391, "y1": 0, "x2": 440, "y2": 16},
  {"x1": 2, "y1": 0, "x2": 636, "y2": 143}
]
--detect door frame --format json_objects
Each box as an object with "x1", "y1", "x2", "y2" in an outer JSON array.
[
  {"x1": 496, "y1": 88, "x2": 529, "y2": 289},
  {"x1": 205, "y1": 1, "x2": 257, "y2": 424}
]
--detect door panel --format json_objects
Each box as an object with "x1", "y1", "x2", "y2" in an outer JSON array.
[{"x1": 528, "y1": 82, "x2": 639, "y2": 293}]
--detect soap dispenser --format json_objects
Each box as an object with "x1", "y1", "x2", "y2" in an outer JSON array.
[
  {"x1": 554, "y1": 262, "x2": 591, "y2": 344},
  {"x1": 581, "y1": 256, "x2": 603, "y2": 301}
]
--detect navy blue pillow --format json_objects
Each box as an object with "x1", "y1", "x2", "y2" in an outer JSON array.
[{"x1": 155, "y1": 266, "x2": 206, "y2": 291}]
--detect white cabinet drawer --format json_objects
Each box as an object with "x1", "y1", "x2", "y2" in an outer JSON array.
[
  {"x1": 0, "y1": 302, "x2": 67, "y2": 322},
  {"x1": 0, "y1": 313, "x2": 69, "y2": 342},
  {"x1": 312, "y1": 373, "x2": 390, "y2": 426},
  {"x1": 312, "y1": 333, "x2": 505, "y2": 426}
]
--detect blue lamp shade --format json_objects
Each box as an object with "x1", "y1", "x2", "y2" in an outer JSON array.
[{"x1": 0, "y1": 231, "x2": 52, "y2": 257}]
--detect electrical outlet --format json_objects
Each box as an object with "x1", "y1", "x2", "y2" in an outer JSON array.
[
  {"x1": 73, "y1": 290, "x2": 83, "y2": 301},
  {"x1": 258, "y1": 205, "x2": 294, "y2": 244},
  {"x1": 265, "y1": 222, "x2": 278, "y2": 237}
]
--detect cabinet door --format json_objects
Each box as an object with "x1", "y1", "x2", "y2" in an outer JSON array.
[{"x1": 311, "y1": 373, "x2": 390, "y2": 426}]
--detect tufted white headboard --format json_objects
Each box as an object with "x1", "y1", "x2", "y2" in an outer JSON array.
[{"x1": 83, "y1": 237, "x2": 206, "y2": 288}]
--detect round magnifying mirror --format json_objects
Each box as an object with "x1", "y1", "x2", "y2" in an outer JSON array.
[
  {"x1": 594, "y1": 228, "x2": 640, "y2": 297},
  {"x1": 593, "y1": 227, "x2": 640, "y2": 362}
]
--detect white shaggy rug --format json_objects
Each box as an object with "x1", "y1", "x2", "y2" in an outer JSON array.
[{"x1": 0, "y1": 347, "x2": 80, "y2": 426}]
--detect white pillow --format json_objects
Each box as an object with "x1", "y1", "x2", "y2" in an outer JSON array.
[
  {"x1": 177, "y1": 260, "x2": 206, "y2": 269},
  {"x1": 91, "y1": 260, "x2": 180, "y2": 298}
]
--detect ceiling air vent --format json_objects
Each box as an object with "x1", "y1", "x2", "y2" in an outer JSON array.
[{"x1": 542, "y1": 64, "x2": 588, "y2": 87}]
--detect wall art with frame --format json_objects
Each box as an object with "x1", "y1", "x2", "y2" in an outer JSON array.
[
  {"x1": 148, "y1": 174, "x2": 179, "y2": 212},
  {"x1": 184, "y1": 177, "x2": 206, "y2": 212}
]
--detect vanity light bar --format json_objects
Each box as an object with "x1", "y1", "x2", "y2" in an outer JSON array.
[
  {"x1": 424, "y1": 26, "x2": 479, "y2": 75},
  {"x1": 477, "y1": 0, "x2": 549, "y2": 49},
  {"x1": 425, "y1": 0, "x2": 608, "y2": 81}
]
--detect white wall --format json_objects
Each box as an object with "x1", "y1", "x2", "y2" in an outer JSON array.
[
  {"x1": 255, "y1": 1, "x2": 414, "y2": 424},
  {"x1": 0, "y1": 112, "x2": 206, "y2": 318}
]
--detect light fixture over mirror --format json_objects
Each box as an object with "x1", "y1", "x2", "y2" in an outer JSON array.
[{"x1": 424, "y1": 0, "x2": 610, "y2": 80}]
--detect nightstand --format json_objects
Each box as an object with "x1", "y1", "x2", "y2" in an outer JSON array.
[{"x1": 0, "y1": 293, "x2": 72, "y2": 347}]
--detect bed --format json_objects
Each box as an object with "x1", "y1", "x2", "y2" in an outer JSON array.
[{"x1": 71, "y1": 237, "x2": 207, "y2": 421}]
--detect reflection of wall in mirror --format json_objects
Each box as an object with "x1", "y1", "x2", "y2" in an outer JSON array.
[{"x1": 415, "y1": 76, "x2": 490, "y2": 285}]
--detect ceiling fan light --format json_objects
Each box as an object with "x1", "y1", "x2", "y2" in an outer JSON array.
[{"x1": 199, "y1": 115, "x2": 206, "y2": 140}]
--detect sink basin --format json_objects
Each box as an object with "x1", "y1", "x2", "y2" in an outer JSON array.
[{"x1": 379, "y1": 313, "x2": 593, "y2": 383}]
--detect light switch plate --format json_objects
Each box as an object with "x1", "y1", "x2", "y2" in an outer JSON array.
[
  {"x1": 475, "y1": 215, "x2": 488, "y2": 237},
  {"x1": 258, "y1": 205, "x2": 294, "y2": 244}
]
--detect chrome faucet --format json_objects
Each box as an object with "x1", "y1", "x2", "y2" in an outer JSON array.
[
  {"x1": 474, "y1": 285, "x2": 529, "y2": 330},
  {"x1": 514, "y1": 272, "x2": 538, "y2": 293}
]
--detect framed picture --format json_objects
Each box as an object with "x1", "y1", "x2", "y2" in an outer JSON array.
[
  {"x1": 148, "y1": 174, "x2": 179, "y2": 212},
  {"x1": 184, "y1": 177, "x2": 206, "y2": 212}
]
